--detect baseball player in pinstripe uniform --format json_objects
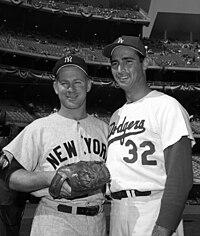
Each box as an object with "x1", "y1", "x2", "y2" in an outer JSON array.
[
  {"x1": 102, "y1": 36, "x2": 195, "y2": 236},
  {"x1": 2, "y1": 55, "x2": 108, "y2": 236}
]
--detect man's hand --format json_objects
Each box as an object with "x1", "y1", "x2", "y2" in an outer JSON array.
[
  {"x1": 59, "y1": 180, "x2": 71, "y2": 197},
  {"x1": 0, "y1": 151, "x2": 9, "y2": 169},
  {"x1": 152, "y1": 225, "x2": 174, "y2": 236}
]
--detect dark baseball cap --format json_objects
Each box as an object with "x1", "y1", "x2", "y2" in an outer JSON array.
[
  {"x1": 102, "y1": 35, "x2": 146, "y2": 58},
  {"x1": 52, "y1": 54, "x2": 88, "y2": 76}
]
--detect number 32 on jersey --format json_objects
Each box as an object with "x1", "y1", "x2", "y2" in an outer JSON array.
[{"x1": 123, "y1": 140, "x2": 157, "y2": 165}]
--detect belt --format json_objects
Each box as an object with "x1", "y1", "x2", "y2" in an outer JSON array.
[
  {"x1": 57, "y1": 204, "x2": 102, "y2": 216},
  {"x1": 111, "y1": 190, "x2": 151, "y2": 199}
]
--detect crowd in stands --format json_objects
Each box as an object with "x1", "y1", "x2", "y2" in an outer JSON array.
[
  {"x1": 1, "y1": 0, "x2": 199, "y2": 69},
  {"x1": 1, "y1": 30, "x2": 200, "y2": 69},
  {"x1": 8, "y1": 0, "x2": 146, "y2": 22},
  {"x1": 0, "y1": 30, "x2": 108, "y2": 62},
  {"x1": 144, "y1": 38, "x2": 200, "y2": 69}
]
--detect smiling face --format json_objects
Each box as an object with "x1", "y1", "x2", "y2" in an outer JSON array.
[
  {"x1": 110, "y1": 45, "x2": 148, "y2": 101},
  {"x1": 53, "y1": 65, "x2": 91, "y2": 117}
]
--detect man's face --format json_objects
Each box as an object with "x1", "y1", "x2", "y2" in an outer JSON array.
[
  {"x1": 110, "y1": 45, "x2": 145, "y2": 93},
  {"x1": 53, "y1": 66, "x2": 91, "y2": 110}
]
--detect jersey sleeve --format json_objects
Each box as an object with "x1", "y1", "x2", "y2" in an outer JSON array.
[
  {"x1": 156, "y1": 97, "x2": 195, "y2": 150},
  {"x1": 3, "y1": 123, "x2": 41, "y2": 171}
]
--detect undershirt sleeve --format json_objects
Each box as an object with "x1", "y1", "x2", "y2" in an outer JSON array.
[
  {"x1": 156, "y1": 136, "x2": 193, "y2": 231},
  {"x1": 5, "y1": 158, "x2": 25, "y2": 188}
]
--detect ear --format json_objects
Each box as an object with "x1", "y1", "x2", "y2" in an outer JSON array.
[
  {"x1": 86, "y1": 78, "x2": 92, "y2": 93},
  {"x1": 142, "y1": 57, "x2": 149, "y2": 71},
  {"x1": 53, "y1": 81, "x2": 58, "y2": 95}
]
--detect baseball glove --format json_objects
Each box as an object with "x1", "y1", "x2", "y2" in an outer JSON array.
[{"x1": 49, "y1": 161, "x2": 110, "y2": 199}]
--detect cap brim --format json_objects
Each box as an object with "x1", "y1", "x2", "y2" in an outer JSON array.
[
  {"x1": 102, "y1": 43, "x2": 119, "y2": 58},
  {"x1": 103, "y1": 43, "x2": 145, "y2": 58},
  {"x1": 56, "y1": 64, "x2": 88, "y2": 76}
]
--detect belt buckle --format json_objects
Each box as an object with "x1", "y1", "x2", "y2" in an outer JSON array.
[
  {"x1": 88, "y1": 205, "x2": 99, "y2": 216},
  {"x1": 85, "y1": 207, "x2": 93, "y2": 216},
  {"x1": 77, "y1": 205, "x2": 100, "y2": 216}
]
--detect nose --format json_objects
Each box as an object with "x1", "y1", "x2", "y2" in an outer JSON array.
[
  {"x1": 117, "y1": 62, "x2": 126, "y2": 73},
  {"x1": 66, "y1": 83, "x2": 75, "y2": 92}
]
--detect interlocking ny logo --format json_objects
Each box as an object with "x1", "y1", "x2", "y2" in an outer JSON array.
[
  {"x1": 64, "y1": 56, "x2": 73, "y2": 63},
  {"x1": 117, "y1": 37, "x2": 124, "y2": 44}
]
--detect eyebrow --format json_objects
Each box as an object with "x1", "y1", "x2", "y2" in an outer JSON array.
[{"x1": 111, "y1": 56, "x2": 135, "y2": 63}]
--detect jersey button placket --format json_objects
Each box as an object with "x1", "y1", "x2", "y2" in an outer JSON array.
[{"x1": 77, "y1": 121, "x2": 87, "y2": 157}]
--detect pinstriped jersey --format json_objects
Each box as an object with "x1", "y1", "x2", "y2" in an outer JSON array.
[{"x1": 4, "y1": 113, "x2": 108, "y2": 203}]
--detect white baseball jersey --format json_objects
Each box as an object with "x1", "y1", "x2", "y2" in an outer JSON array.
[
  {"x1": 4, "y1": 112, "x2": 108, "y2": 204},
  {"x1": 107, "y1": 90, "x2": 195, "y2": 193}
]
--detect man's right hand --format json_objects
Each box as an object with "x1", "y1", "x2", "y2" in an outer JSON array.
[{"x1": 0, "y1": 151, "x2": 9, "y2": 169}]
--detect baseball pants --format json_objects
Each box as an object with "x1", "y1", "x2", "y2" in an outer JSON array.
[
  {"x1": 109, "y1": 190, "x2": 184, "y2": 236},
  {"x1": 30, "y1": 198, "x2": 107, "y2": 236}
]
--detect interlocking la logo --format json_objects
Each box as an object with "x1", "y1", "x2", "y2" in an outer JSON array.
[
  {"x1": 117, "y1": 37, "x2": 124, "y2": 44},
  {"x1": 64, "y1": 56, "x2": 73, "y2": 63}
]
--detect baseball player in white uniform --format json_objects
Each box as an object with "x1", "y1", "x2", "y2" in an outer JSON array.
[
  {"x1": 2, "y1": 55, "x2": 108, "y2": 236},
  {"x1": 102, "y1": 36, "x2": 195, "y2": 236}
]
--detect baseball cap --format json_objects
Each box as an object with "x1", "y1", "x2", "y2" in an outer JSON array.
[
  {"x1": 102, "y1": 35, "x2": 146, "y2": 58},
  {"x1": 52, "y1": 54, "x2": 88, "y2": 76}
]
